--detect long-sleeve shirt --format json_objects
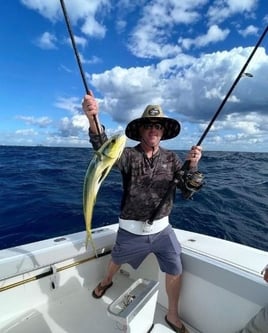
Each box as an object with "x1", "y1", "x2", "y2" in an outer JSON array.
[{"x1": 89, "y1": 128, "x2": 198, "y2": 222}]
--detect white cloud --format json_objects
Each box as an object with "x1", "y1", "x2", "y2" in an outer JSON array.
[
  {"x1": 72, "y1": 114, "x2": 89, "y2": 131},
  {"x1": 79, "y1": 53, "x2": 102, "y2": 65},
  {"x1": 15, "y1": 128, "x2": 38, "y2": 136},
  {"x1": 59, "y1": 64, "x2": 73, "y2": 73},
  {"x1": 85, "y1": 44, "x2": 268, "y2": 152},
  {"x1": 207, "y1": 0, "x2": 258, "y2": 24},
  {"x1": 238, "y1": 25, "x2": 259, "y2": 37},
  {"x1": 35, "y1": 32, "x2": 57, "y2": 49},
  {"x1": 21, "y1": 0, "x2": 59, "y2": 21},
  {"x1": 224, "y1": 112, "x2": 267, "y2": 135},
  {"x1": 21, "y1": 0, "x2": 110, "y2": 38},
  {"x1": 81, "y1": 16, "x2": 107, "y2": 38},
  {"x1": 71, "y1": 35, "x2": 88, "y2": 48},
  {"x1": 91, "y1": 65, "x2": 164, "y2": 122},
  {"x1": 57, "y1": 114, "x2": 88, "y2": 138},
  {"x1": 54, "y1": 96, "x2": 82, "y2": 114},
  {"x1": 116, "y1": 19, "x2": 127, "y2": 34},
  {"x1": 128, "y1": 0, "x2": 207, "y2": 59},
  {"x1": 16, "y1": 116, "x2": 52, "y2": 128},
  {"x1": 90, "y1": 46, "x2": 268, "y2": 122},
  {"x1": 179, "y1": 25, "x2": 230, "y2": 50}
]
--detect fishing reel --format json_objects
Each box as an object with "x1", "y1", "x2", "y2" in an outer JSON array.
[{"x1": 177, "y1": 170, "x2": 205, "y2": 199}]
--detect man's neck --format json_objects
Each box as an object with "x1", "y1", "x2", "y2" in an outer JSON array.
[{"x1": 140, "y1": 142, "x2": 159, "y2": 158}]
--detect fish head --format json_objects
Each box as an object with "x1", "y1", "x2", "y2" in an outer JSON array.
[{"x1": 101, "y1": 133, "x2": 126, "y2": 160}]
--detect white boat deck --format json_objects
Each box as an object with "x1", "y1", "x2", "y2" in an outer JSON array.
[
  {"x1": 1, "y1": 226, "x2": 267, "y2": 333},
  {"x1": 0, "y1": 271, "x2": 197, "y2": 333}
]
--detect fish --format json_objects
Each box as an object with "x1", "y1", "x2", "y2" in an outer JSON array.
[{"x1": 83, "y1": 133, "x2": 126, "y2": 251}]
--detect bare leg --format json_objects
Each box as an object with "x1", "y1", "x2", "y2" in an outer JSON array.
[
  {"x1": 93, "y1": 260, "x2": 121, "y2": 297},
  {"x1": 166, "y1": 273, "x2": 184, "y2": 328}
]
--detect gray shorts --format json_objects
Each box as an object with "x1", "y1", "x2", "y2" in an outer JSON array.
[{"x1": 111, "y1": 225, "x2": 182, "y2": 275}]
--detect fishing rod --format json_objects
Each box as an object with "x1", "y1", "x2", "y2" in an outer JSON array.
[
  {"x1": 178, "y1": 25, "x2": 268, "y2": 193},
  {"x1": 176, "y1": 25, "x2": 268, "y2": 187},
  {"x1": 59, "y1": 0, "x2": 103, "y2": 142}
]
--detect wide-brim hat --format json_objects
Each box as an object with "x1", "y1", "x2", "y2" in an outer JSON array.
[{"x1": 125, "y1": 105, "x2": 181, "y2": 141}]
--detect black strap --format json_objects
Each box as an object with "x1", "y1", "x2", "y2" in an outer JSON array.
[{"x1": 147, "y1": 178, "x2": 179, "y2": 225}]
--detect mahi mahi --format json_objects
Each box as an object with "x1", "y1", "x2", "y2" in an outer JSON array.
[{"x1": 83, "y1": 133, "x2": 126, "y2": 250}]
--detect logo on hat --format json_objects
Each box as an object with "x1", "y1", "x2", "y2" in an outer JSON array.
[{"x1": 148, "y1": 108, "x2": 160, "y2": 116}]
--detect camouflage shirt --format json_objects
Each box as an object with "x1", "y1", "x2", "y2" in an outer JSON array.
[{"x1": 89, "y1": 128, "x2": 197, "y2": 221}]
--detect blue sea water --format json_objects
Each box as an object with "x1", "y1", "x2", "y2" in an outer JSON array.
[{"x1": 0, "y1": 146, "x2": 267, "y2": 252}]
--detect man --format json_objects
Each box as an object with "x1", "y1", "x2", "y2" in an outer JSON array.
[
  {"x1": 236, "y1": 265, "x2": 268, "y2": 333},
  {"x1": 82, "y1": 92, "x2": 203, "y2": 333}
]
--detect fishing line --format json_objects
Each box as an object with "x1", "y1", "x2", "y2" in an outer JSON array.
[{"x1": 59, "y1": 0, "x2": 103, "y2": 142}]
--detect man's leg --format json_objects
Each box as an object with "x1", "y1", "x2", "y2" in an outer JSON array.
[
  {"x1": 93, "y1": 260, "x2": 121, "y2": 297},
  {"x1": 165, "y1": 273, "x2": 185, "y2": 329}
]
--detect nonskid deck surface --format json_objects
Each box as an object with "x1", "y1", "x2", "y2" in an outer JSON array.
[{"x1": 0, "y1": 272, "x2": 197, "y2": 333}]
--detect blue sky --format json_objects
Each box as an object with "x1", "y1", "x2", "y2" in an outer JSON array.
[{"x1": 1, "y1": 0, "x2": 268, "y2": 152}]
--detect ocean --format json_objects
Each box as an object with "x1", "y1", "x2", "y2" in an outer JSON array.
[{"x1": 0, "y1": 146, "x2": 267, "y2": 252}]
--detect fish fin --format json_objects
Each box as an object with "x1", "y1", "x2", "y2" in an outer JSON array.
[{"x1": 94, "y1": 151, "x2": 103, "y2": 161}]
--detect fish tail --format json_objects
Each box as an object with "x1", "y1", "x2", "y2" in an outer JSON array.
[{"x1": 85, "y1": 232, "x2": 98, "y2": 258}]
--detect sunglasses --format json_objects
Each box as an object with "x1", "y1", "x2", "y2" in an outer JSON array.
[{"x1": 143, "y1": 123, "x2": 163, "y2": 130}]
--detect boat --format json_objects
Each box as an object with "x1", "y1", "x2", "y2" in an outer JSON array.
[
  {"x1": 1, "y1": 4, "x2": 267, "y2": 331},
  {"x1": 0, "y1": 223, "x2": 267, "y2": 332}
]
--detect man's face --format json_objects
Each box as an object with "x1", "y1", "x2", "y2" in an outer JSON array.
[{"x1": 139, "y1": 122, "x2": 164, "y2": 146}]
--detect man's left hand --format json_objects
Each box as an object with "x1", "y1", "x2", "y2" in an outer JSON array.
[{"x1": 186, "y1": 146, "x2": 202, "y2": 168}]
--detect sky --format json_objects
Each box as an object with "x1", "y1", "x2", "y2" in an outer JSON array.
[{"x1": 1, "y1": 0, "x2": 268, "y2": 152}]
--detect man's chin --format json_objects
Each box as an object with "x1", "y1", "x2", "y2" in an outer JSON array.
[{"x1": 147, "y1": 139, "x2": 160, "y2": 146}]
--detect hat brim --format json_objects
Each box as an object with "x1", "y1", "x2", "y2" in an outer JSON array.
[{"x1": 125, "y1": 117, "x2": 181, "y2": 141}]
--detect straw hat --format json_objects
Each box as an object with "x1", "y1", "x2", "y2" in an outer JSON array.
[{"x1": 125, "y1": 105, "x2": 181, "y2": 141}]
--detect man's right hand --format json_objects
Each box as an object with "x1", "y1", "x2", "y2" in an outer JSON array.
[
  {"x1": 82, "y1": 91, "x2": 102, "y2": 134},
  {"x1": 82, "y1": 91, "x2": 99, "y2": 119}
]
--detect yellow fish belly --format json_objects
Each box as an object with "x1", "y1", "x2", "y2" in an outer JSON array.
[{"x1": 83, "y1": 134, "x2": 126, "y2": 251}]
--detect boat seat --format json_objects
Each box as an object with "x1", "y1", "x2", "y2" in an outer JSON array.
[{"x1": 107, "y1": 278, "x2": 159, "y2": 333}]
